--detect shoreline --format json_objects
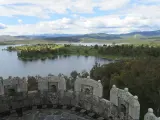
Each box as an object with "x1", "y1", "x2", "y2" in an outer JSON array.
[{"x1": 5, "y1": 44, "x2": 152, "y2": 61}]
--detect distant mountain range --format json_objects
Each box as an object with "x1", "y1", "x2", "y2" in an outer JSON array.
[
  {"x1": 0, "y1": 30, "x2": 160, "y2": 42},
  {"x1": 16, "y1": 30, "x2": 160, "y2": 39},
  {"x1": 119, "y1": 30, "x2": 160, "y2": 36},
  {"x1": 16, "y1": 34, "x2": 78, "y2": 39}
]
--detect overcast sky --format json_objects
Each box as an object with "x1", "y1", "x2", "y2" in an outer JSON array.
[{"x1": 0, "y1": 0, "x2": 160, "y2": 35}]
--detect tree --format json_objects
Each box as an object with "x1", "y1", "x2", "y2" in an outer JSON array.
[
  {"x1": 90, "y1": 58, "x2": 160, "y2": 118},
  {"x1": 70, "y1": 70, "x2": 78, "y2": 79},
  {"x1": 84, "y1": 49, "x2": 88, "y2": 54},
  {"x1": 94, "y1": 44, "x2": 99, "y2": 49},
  {"x1": 81, "y1": 70, "x2": 89, "y2": 78}
]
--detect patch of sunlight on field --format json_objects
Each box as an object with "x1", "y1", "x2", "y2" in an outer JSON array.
[{"x1": 81, "y1": 37, "x2": 160, "y2": 46}]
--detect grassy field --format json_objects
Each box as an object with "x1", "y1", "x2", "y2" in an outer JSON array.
[
  {"x1": 0, "y1": 40, "x2": 56, "y2": 45},
  {"x1": 1, "y1": 37, "x2": 160, "y2": 46},
  {"x1": 81, "y1": 37, "x2": 160, "y2": 45}
]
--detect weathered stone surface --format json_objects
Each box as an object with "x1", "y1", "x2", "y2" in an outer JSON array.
[
  {"x1": 97, "y1": 117, "x2": 105, "y2": 120},
  {"x1": 80, "y1": 109, "x2": 87, "y2": 114},
  {"x1": 88, "y1": 112, "x2": 95, "y2": 117},
  {"x1": 38, "y1": 75, "x2": 66, "y2": 92},
  {"x1": 74, "y1": 77, "x2": 103, "y2": 97},
  {"x1": 0, "y1": 76, "x2": 142, "y2": 120},
  {"x1": 144, "y1": 108, "x2": 159, "y2": 120},
  {"x1": 110, "y1": 85, "x2": 140, "y2": 120},
  {"x1": 71, "y1": 107, "x2": 76, "y2": 111},
  {"x1": 2, "y1": 109, "x2": 93, "y2": 120},
  {"x1": 62, "y1": 105, "x2": 67, "y2": 109}
]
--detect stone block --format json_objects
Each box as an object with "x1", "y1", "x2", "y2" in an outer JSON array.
[
  {"x1": 62, "y1": 105, "x2": 67, "y2": 109},
  {"x1": 80, "y1": 109, "x2": 87, "y2": 114},
  {"x1": 53, "y1": 105, "x2": 58, "y2": 108},
  {"x1": 88, "y1": 112, "x2": 96, "y2": 117},
  {"x1": 42, "y1": 105, "x2": 47, "y2": 109},
  {"x1": 47, "y1": 104, "x2": 53, "y2": 108},
  {"x1": 71, "y1": 107, "x2": 76, "y2": 111},
  {"x1": 98, "y1": 117, "x2": 105, "y2": 120}
]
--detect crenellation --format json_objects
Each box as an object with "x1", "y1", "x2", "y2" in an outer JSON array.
[
  {"x1": 110, "y1": 85, "x2": 119, "y2": 106},
  {"x1": 0, "y1": 75, "x2": 151, "y2": 120},
  {"x1": 1, "y1": 76, "x2": 28, "y2": 95},
  {"x1": 110, "y1": 84, "x2": 140, "y2": 120},
  {"x1": 124, "y1": 87, "x2": 129, "y2": 92},
  {"x1": 144, "y1": 108, "x2": 157, "y2": 120},
  {"x1": 144, "y1": 108, "x2": 160, "y2": 120},
  {"x1": 0, "y1": 78, "x2": 4, "y2": 95},
  {"x1": 37, "y1": 75, "x2": 66, "y2": 92},
  {"x1": 87, "y1": 76, "x2": 90, "y2": 79},
  {"x1": 74, "y1": 76, "x2": 103, "y2": 97}
]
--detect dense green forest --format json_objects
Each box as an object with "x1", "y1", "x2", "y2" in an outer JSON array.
[
  {"x1": 90, "y1": 59, "x2": 160, "y2": 119},
  {"x1": 7, "y1": 44, "x2": 160, "y2": 61}
]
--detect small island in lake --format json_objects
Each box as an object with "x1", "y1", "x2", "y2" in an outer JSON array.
[{"x1": 6, "y1": 44, "x2": 160, "y2": 61}]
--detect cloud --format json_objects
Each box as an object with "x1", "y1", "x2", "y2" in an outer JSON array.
[
  {"x1": 0, "y1": 5, "x2": 50, "y2": 18},
  {"x1": 0, "y1": 0, "x2": 130, "y2": 18},
  {"x1": 117, "y1": 4, "x2": 160, "y2": 30},
  {"x1": 70, "y1": 0, "x2": 95, "y2": 13},
  {"x1": 1, "y1": 14, "x2": 159, "y2": 35},
  {"x1": 125, "y1": 5, "x2": 160, "y2": 18},
  {"x1": 97, "y1": 0, "x2": 130, "y2": 10},
  {"x1": 0, "y1": 23, "x2": 7, "y2": 29},
  {"x1": 0, "y1": 0, "x2": 160, "y2": 34},
  {"x1": 137, "y1": 0, "x2": 160, "y2": 4}
]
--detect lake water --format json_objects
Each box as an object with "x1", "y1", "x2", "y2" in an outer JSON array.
[{"x1": 0, "y1": 44, "x2": 113, "y2": 78}]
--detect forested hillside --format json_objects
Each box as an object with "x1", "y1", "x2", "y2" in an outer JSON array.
[{"x1": 90, "y1": 59, "x2": 160, "y2": 118}]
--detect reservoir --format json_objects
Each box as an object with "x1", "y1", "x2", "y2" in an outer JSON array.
[{"x1": 0, "y1": 44, "x2": 113, "y2": 78}]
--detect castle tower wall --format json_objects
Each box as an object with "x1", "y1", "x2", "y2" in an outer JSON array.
[
  {"x1": 110, "y1": 85, "x2": 118, "y2": 106},
  {"x1": 74, "y1": 76, "x2": 103, "y2": 97},
  {"x1": 0, "y1": 75, "x2": 143, "y2": 120},
  {"x1": 38, "y1": 75, "x2": 66, "y2": 92},
  {"x1": 0, "y1": 78, "x2": 4, "y2": 95},
  {"x1": 110, "y1": 85, "x2": 140, "y2": 120},
  {"x1": 144, "y1": 108, "x2": 158, "y2": 120}
]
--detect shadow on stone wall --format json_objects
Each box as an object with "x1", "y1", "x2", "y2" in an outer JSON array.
[{"x1": 0, "y1": 75, "x2": 147, "y2": 120}]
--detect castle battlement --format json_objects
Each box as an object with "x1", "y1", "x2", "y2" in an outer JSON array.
[
  {"x1": 0, "y1": 75, "x2": 152, "y2": 120},
  {"x1": 110, "y1": 85, "x2": 140, "y2": 120},
  {"x1": 144, "y1": 108, "x2": 160, "y2": 120}
]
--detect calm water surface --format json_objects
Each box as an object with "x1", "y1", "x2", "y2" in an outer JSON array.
[{"x1": 0, "y1": 44, "x2": 113, "y2": 78}]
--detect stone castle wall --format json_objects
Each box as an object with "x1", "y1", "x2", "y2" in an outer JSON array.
[
  {"x1": 0, "y1": 75, "x2": 142, "y2": 120},
  {"x1": 144, "y1": 108, "x2": 160, "y2": 120},
  {"x1": 110, "y1": 85, "x2": 140, "y2": 120}
]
